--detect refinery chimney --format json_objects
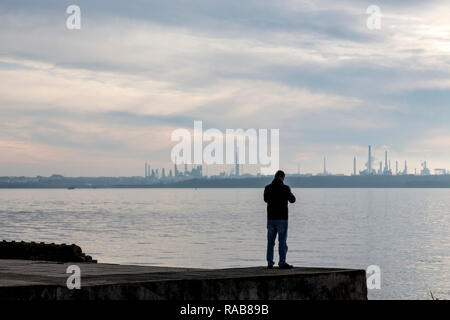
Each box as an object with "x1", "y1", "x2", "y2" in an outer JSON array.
[
  {"x1": 235, "y1": 151, "x2": 240, "y2": 176},
  {"x1": 368, "y1": 145, "x2": 372, "y2": 175},
  {"x1": 385, "y1": 151, "x2": 388, "y2": 172}
]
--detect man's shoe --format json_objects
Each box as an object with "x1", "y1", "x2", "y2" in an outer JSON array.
[
  {"x1": 267, "y1": 265, "x2": 274, "y2": 269},
  {"x1": 279, "y1": 263, "x2": 294, "y2": 269}
]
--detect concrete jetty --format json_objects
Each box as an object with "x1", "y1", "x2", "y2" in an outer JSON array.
[{"x1": 0, "y1": 259, "x2": 367, "y2": 300}]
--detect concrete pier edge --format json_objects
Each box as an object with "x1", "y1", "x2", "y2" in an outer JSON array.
[{"x1": 0, "y1": 260, "x2": 367, "y2": 300}]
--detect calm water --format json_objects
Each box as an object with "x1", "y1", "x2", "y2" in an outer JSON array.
[{"x1": 0, "y1": 188, "x2": 448, "y2": 300}]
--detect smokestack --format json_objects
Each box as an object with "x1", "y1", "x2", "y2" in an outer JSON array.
[
  {"x1": 323, "y1": 157, "x2": 327, "y2": 175},
  {"x1": 353, "y1": 157, "x2": 357, "y2": 176},
  {"x1": 385, "y1": 151, "x2": 388, "y2": 172},
  {"x1": 396, "y1": 160, "x2": 398, "y2": 175},
  {"x1": 174, "y1": 156, "x2": 178, "y2": 176},
  {"x1": 235, "y1": 151, "x2": 240, "y2": 176},
  {"x1": 368, "y1": 145, "x2": 372, "y2": 175}
]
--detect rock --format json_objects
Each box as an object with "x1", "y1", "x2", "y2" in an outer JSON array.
[{"x1": 0, "y1": 241, "x2": 97, "y2": 263}]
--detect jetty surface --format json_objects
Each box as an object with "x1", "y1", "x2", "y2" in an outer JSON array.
[{"x1": 0, "y1": 259, "x2": 367, "y2": 300}]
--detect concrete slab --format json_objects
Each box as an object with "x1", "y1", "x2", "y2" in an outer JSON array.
[{"x1": 0, "y1": 259, "x2": 367, "y2": 300}]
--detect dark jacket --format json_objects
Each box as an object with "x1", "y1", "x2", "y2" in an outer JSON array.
[{"x1": 264, "y1": 178, "x2": 296, "y2": 220}]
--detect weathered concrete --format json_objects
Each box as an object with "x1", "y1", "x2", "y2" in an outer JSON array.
[{"x1": 0, "y1": 260, "x2": 367, "y2": 300}]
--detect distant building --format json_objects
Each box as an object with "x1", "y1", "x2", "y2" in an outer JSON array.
[
  {"x1": 383, "y1": 151, "x2": 392, "y2": 175},
  {"x1": 420, "y1": 161, "x2": 430, "y2": 175},
  {"x1": 435, "y1": 168, "x2": 448, "y2": 175},
  {"x1": 360, "y1": 145, "x2": 373, "y2": 175}
]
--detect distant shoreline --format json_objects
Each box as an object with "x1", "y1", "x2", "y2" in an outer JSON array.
[{"x1": 3, "y1": 175, "x2": 450, "y2": 188}]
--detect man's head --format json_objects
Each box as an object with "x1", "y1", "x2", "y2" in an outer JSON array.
[{"x1": 274, "y1": 170, "x2": 285, "y2": 182}]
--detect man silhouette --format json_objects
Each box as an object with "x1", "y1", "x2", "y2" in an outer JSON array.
[{"x1": 264, "y1": 170, "x2": 296, "y2": 269}]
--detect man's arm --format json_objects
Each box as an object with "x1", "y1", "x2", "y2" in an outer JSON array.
[
  {"x1": 286, "y1": 186, "x2": 296, "y2": 203},
  {"x1": 264, "y1": 186, "x2": 270, "y2": 203}
]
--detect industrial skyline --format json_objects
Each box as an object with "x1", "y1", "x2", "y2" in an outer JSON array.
[
  {"x1": 142, "y1": 145, "x2": 448, "y2": 180},
  {"x1": 2, "y1": 144, "x2": 449, "y2": 188}
]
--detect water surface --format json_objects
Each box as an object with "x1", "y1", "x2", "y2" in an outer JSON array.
[{"x1": 0, "y1": 188, "x2": 448, "y2": 299}]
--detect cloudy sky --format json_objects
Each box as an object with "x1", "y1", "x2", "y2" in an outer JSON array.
[{"x1": 0, "y1": 0, "x2": 449, "y2": 176}]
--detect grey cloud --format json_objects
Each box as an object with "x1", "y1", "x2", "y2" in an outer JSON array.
[{"x1": 0, "y1": 0, "x2": 449, "y2": 174}]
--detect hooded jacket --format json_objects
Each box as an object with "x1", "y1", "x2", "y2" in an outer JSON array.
[{"x1": 264, "y1": 178, "x2": 296, "y2": 220}]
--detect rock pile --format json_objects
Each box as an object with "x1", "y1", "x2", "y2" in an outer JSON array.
[{"x1": 0, "y1": 241, "x2": 97, "y2": 263}]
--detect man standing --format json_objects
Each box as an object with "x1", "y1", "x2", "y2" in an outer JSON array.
[{"x1": 264, "y1": 170, "x2": 296, "y2": 269}]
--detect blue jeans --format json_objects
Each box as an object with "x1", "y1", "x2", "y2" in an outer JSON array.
[{"x1": 266, "y1": 220, "x2": 288, "y2": 266}]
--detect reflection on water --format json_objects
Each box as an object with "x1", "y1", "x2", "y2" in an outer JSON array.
[{"x1": 0, "y1": 188, "x2": 449, "y2": 300}]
